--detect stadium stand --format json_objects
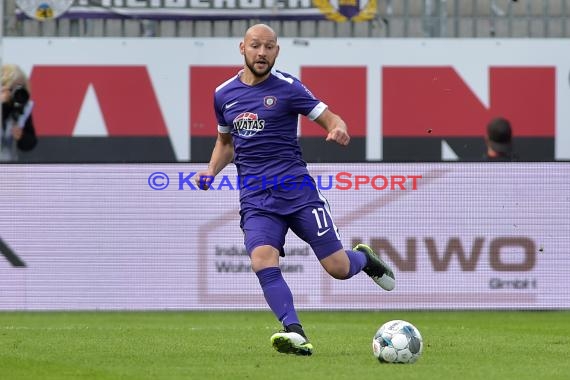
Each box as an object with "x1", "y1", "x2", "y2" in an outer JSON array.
[{"x1": 3, "y1": 0, "x2": 570, "y2": 38}]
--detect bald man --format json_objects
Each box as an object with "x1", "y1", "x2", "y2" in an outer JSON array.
[{"x1": 196, "y1": 24, "x2": 395, "y2": 356}]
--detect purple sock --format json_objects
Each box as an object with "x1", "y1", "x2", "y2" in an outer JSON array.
[
  {"x1": 255, "y1": 267, "x2": 300, "y2": 327},
  {"x1": 344, "y1": 249, "x2": 368, "y2": 279}
]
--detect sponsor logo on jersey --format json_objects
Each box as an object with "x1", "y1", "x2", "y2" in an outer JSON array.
[{"x1": 233, "y1": 112, "x2": 265, "y2": 137}]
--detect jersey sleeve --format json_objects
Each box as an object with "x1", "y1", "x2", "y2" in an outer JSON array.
[
  {"x1": 213, "y1": 92, "x2": 232, "y2": 134},
  {"x1": 289, "y1": 79, "x2": 328, "y2": 121}
]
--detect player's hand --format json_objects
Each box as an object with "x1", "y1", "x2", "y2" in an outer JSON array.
[
  {"x1": 326, "y1": 127, "x2": 350, "y2": 146},
  {"x1": 194, "y1": 170, "x2": 215, "y2": 190}
]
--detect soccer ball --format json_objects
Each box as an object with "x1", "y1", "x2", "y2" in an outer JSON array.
[{"x1": 372, "y1": 320, "x2": 423, "y2": 364}]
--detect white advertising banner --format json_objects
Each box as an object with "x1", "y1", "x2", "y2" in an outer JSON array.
[
  {"x1": 3, "y1": 38, "x2": 570, "y2": 161},
  {"x1": 0, "y1": 163, "x2": 568, "y2": 310}
]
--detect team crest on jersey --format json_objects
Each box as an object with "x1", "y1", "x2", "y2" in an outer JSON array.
[
  {"x1": 263, "y1": 96, "x2": 277, "y2": 108},
  {"x1": 314, "y1": 0, "x2": 377, "y2": 22},
  {"x1": 233, "y1": 112, "x2": 265, "y2": 137}
]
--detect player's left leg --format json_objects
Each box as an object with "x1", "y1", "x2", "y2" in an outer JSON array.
[
  {"x1": 320, "y1": 245, "x2": 396, "y2": 291},
  {"x1": 288, "y1": 190, "x2": 395, "y2": 290},
  {"x1": 287, "y1": 189, "x2": 364, "y2": 278}
]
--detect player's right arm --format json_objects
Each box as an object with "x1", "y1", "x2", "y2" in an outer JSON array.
[{"x1": 195, "y1": 132, "x2": 234, "y2": 190}]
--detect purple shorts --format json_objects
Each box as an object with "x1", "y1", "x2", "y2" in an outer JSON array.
[{"x1": 239, "y1": 179, "x2": 343, "y2": 260}]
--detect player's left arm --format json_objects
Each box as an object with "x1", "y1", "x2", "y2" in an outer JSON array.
[{"x1": 314, "y1": 108, "x2": 350, "y2": 146}]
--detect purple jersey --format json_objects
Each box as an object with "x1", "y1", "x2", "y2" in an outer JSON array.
[{"x1": 214, "y1": 69, "x2": 327, "y2": 198}]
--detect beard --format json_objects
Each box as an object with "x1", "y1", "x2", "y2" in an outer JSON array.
[{"x1": 245, "y1": 58, "x2": 274, "y2": 78}]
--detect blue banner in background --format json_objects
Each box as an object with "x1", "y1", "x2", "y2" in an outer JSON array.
[{"x1": 16, "y1": 0, "x2": 378, "y2": 21}]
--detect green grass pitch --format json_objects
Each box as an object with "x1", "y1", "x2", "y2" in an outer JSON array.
[{"x1": 1, "y1": 310, "x2": 569, "y2": 380}]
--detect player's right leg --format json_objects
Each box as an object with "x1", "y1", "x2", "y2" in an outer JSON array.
[
  {"x1": 270, "y1": 327, "x2": 313, "y2": 356},
  {"x1": 242, "y1": 210, "x2": 312, "y2": 356},
  {"x1": 251, "y1": 244, "x2": 313, "y2": 356}
]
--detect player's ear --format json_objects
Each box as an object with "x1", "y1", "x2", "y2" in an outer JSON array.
[{"x1": 239, "y1": 41, "x2": 245, "y2": 56}]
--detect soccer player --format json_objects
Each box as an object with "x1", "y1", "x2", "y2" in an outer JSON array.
[{"x1": 195, "y1": 23, "x2": 395, "y2": 356}]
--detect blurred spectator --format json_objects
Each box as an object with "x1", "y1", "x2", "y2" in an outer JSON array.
[
  {"x1": 485, "y1": 117, "x2": 515, "y2": 161},
  {"x1": 1, "y1": 64, "x2": 38, "y2": 162}
]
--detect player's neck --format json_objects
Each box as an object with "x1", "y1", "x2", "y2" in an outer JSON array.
[{"x1": 240, "y1": 69, "x2": 270, "y2": 86}]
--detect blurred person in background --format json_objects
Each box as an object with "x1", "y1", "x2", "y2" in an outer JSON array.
[
  {"x1": 1, "y1": 64, "x2": 38, "y2": 162},
  {"x1": 484, "y1": 116, "x2": 515, "y2": 161}
]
